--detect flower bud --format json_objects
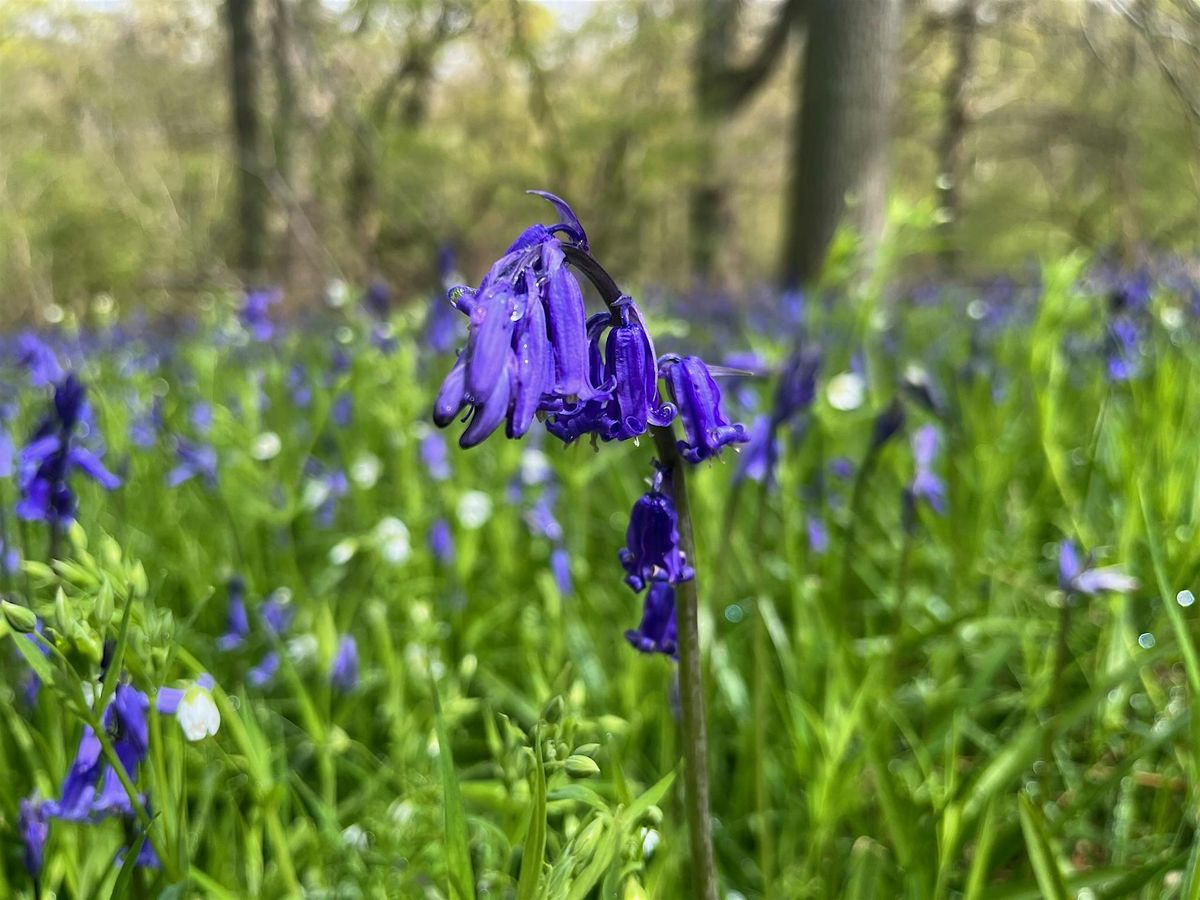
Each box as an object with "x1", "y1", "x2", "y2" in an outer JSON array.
[
  {"x1": 1, "y1": 600, "x2": 38, "y2": 633},
  {"x1": 565, "y1": 755, "x2": 601, "y2": 778}
]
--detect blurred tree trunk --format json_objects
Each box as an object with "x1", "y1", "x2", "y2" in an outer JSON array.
[
  {"x1": 270, "y1": 0, "x2": 298, "y2": 284},
  {"x1": 781, "y1": 0, "x2": 901, "y2": 287},
  {"x1": 935, "y1": 1, "x2": 977, "y2": 270},
  {"x1": 224, "y1": 0, "x2": 269, "y2": 283},
  {"x1": 692, "y1": 0, "x2": 802, "y2": 285}
]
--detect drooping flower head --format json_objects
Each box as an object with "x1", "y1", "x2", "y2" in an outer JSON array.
[
  {"x1": 16, "y1": 374, "x2": 120, "y2": 525},
  {"x1": 908, "y1": 425, "x2": 946, "y2": 515},
  {"x1": 19, "y1": 797, "x2": 49, "y2": 878},
  {"x1": 1058, "y1": 540, "x2": 1138, "y2": 596},
  {"x1": 330, "y1": 635, "x2": 359, "y2": 693},
  {"x1": 434, "y1": 193, "x2": 605, "y2": 448},
  {"x1": 619, "y1": 469, "x2": 695, "y2": 592},
  {"x1": 660, "y1": 355, "x2": 749, "y2": 464},
  {"x1": 625, "y1": 582, "x2": 678, "y2": 658}
]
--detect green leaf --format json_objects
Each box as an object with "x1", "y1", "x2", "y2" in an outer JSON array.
[
  {"x1": 1017, "y1": 793, "x2": 1069, "y2": 900},
  {"x1": 516, "y1": 728, "x2": 548, "y2": 900},
  {"x1": 431, "y1": 671, "x2": 475, "y2": 900}
]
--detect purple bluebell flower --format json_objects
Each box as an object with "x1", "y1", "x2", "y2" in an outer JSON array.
[
  {"x1": 1106, "y1": 316, "x2": 1141, "y2": 382},
  {"x1": 330, "y1": 635, "x2": 359, "y2": 692},
  {"x1": 362, "y1": 280, "x2": 391, "y2": 319},
  {"x1": 625, "y1": 583, "x2": 678, "y2": 658},
  {"x1": 240, "y1": 289, "x2": 281, "y2": 342},
  {"x1": 167, "y1": 439, "x2": 218, "y2": 489},
  {"x1": 260, "y1": 594, "x2": 293, "y2": 636},
  {"x1": 435, "y1": 193, "x2": 615, "y2": 448},
  {"x1": 830, "y1": 457, "x2": 855, "y2": 480},
  {"x1": 247, "y1": 652, "x2": 279, "y2": 688},
  {"x1": 806, "y1": 516, "x2": 829, "y2": 554},
  {"x1": 909, "y1": 426, "x2": 946, "y2": 514},
  {"x1": 332, "y1": 393, "x2": 353, "y2": 428},
  {"x1": 218, "y1": 577, "x2": 250, "y2": 651},
  {"x1": 19, "y1": 797, "x2": 49, "y2": 877},
  {"x1": 288, "y1": 364, "x2": 313, "y2": 410},
  {"x1": 129, "y1": 397, "x2": 163, "y2": 449},
  {"x1": 772, "y1": 349, "x2": 821, "y2": 427},
  {"x1": 619, "y1": 474, "x2": 695, "y2": 592},
  {"x1": 14, "y1": 333, "x2": 63, "y2": 387},
  {"x1": 420, "y1": 432, "x2": 451, "y2": 481},
  {"x1": 1058, "y1": 540, "x2": 1138, "y2": 596},
  {"x1": 155, "y1": 673, "x2": 216, "y2": 715},
  {"x1": 550, "y1": 546, "x2": 572, "y2": 596},
  {"x1": 429, "y1": 518, "x2": 455, "y2": 565},
  {"x1": 190, "y1": 401, "x2": 214, "y2": 435},
  {"x1": 734, "y1": 416, "x2": 774, "y2": 485},
  {"x1": 16, "y1": 375, "x2": 120, "y2": 525},
  {"x1": 525, "y1": 489, "x2": 563, "y2": 542},
  {"x1": 660, "y1": 355, "x2": 748, "y2": 464},
  {"x1": 51, "y1": 726, "x2": 104, "y2": 821},
  {"x1": 0, "y1": 428, "x2": 12, "y2": 478}
]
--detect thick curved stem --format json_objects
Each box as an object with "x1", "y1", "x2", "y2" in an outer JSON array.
[
  {"x1": 653, "y1": 426, "x2": 719, "y2": 900},
  {"x1": 565, "y1": 240, "x2": 718, "y2": 899}
]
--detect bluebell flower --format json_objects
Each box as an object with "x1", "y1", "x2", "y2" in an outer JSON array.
[
  {"x1": 660, "y1": 355, "x2": 748, "y2": 464},
  {"x1": 545, "y1": 299, "x2": 673, "y2": 445},
  {"x1": 330, "y1": 635, "x2": 359, "y2": 693},
  {"x1": 362, "y1": 280, "x2": 391, "y2": 319},
  {"x1": 19, "y1": 797, "x2": 49, "y2": 878},
  {"x1": 260, "y1": 593, "x2": 293, "y2": 636},
  {"x1": 435, "y1": 193, "x2": 615, "y2": 448},
  {"x1": 17, "y1": 375, "x2": 120, "y2": 525},
  {"x1": 620, "y1": 474, "x2": 695, "y2": 592},
  {"x1": 129, "y1": 397, "x2": 163, "y2": 449},
  {"x1": 771, "y1": 348, "x2": 821, "y2": 427},
  {"x1": 218, "y1": 577, "x2": 250, "y2": 651},
  {"x1": 190, "y1": 401, "x2": 214, "y2": 435},
  {"x1": 239, "y1": 288, "x2": 281, "y2": 342},
  {"x1": 734, "y1": 416, "x2": 773, "y2": 485},
  {"x1": 247, "y1": 651, "x2": 279, "y2": 688},
  {"x1": 909, "y1": 425, "x2": 946, "y2": 514},
  {"x1": 288, "y1": 363, "x2": 313, "y2": 410},
  {"x1": 429, "y1": 518, "x2": 455, "y2": 565},
  {"x1": 625, "y1": 582, "x2": 677, "y2": 658},
  {"x1": 14, "y1": 333, "x2": 63, "y2": 387},
  {"x1": 806, "y1": 516, "x2": 829, "y2": 554},
  {"x1": 167, "y1": 438, "x2": 218, "y2": 489},
  {"x1": 525, "y1": 488, "x2": 563, "y2": 542},
  {"x1": 332, "y1": 393, "x2": 353, "y2": 428},
  {"x1": 1058, "y1": 541, "x2": 1138, "y2": 596},
  {"x1": 420, "y1": 432, "x2": 451, "y2": 481},
  {"x1": 0, "y1": 427, "x2": 12, "y2": 478},
  {"x1": 550, "y1": 546, "x2": 572, "y2": 596}
]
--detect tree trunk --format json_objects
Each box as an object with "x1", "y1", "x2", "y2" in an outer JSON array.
[
  {"x1": 936, "y1": 1, "x2": 977, "y2": 270},
  {"x1": 224, "y1": 0, "x2": 269, "y2": 283},
  {"x1": 781, "y1": 0, "x2": 901, "y2": 287},
  {"x1": 690, "y1": 0, "x2": 739, "y2": 285},
  {"x1": 270, "y1": 0, "x2": 298, "y2": 284}
]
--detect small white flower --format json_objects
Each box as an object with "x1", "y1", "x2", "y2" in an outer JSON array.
[
  {"x1": 640, "y1": 826, "x2": 660, "y2": 858},
  {"x1": 251, "y1": 431, "x2": 282, "y2": 461},
  {"x1": 350, "y1": 454, "x2": 381, "y2": 488},
  {"x1": 520, "y1": 449, "x2": 552, "y2": 486},
  {"x1": 301, "y1": 479, "x2": 332, "y2": 510},
  {"x1": 329, "y1": 539, "x2": 357, "y2": 566},
  {"x1": 457, "y1": 491, "x2": 493, "y2": 530},
  {"x1": 389, "y1": 799, "x2": 415, "y2": 826},
  {"x1": 375, "y1": 517, "x2": 411, "y2": 565},
  {"x1": 287, "y1": 634, "x2": 319, "y2": 664},
  {"x1": 177, "y1": 687, "x2": 221, "y2": 741},
  {"x1": 1160, "y1": 306, "x2": 1185, "y2": 331},
  {"x1": 325, "y1": 279, "x2": 349, "y2": 309},
  {"x1": 342, "y1": 823, "x2": 369, "y2": 851},
  {"x1": 827, "y1": 373, "x2": 866, "y2": 411}
]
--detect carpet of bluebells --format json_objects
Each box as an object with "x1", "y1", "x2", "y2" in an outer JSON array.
[{"x1": 2, "y1": 244, "x2": 1200, "y2": 898}]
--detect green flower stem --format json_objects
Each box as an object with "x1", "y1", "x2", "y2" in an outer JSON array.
[{"x1": 652, "y1": 425, "x2": 718, "y2": 900}]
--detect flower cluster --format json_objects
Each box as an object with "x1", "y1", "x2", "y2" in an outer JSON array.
[
  {"x1": 21, "y1": 672, "x2": 219, "y2": 878},
  {"x1": 434, "y1": 192, "x2": 746, "y2": 461},
  {"x1": 432, "y1": 192, "x2": 747, "y2": 660},
  {"x1": 16, "y1": 374, "x2": 120, "y2": 526}
]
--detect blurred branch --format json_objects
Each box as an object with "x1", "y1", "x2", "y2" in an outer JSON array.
[
  {"x1": 1116, "y1": 0, "x2": 1200, "y2": 124},
  {"x1": 700, "y1": 0, "x2": 806, "y2": 115}
]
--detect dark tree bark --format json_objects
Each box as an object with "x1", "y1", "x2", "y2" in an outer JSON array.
[
  {"x1": 270, "y1": 0, "x2": 298, "y2": 283},
  {"x1": 224, "y1": 0, "x2": 269, "y2": 282},
  {"x1": 935, "y1": 1, "x2": 978, "y2": 269},
  {"x1": 692, "y1": 0, "x2": 802, "y2": 284},
  {"x1": 781, "y1": 0, "x2": 901, "y2": 287}
]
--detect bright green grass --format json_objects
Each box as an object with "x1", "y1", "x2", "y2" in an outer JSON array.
[{"x1": 1, "y1": 263, "x2": 1198, "y2": 898}]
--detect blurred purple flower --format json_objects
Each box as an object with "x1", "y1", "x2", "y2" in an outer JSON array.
[
  {"x1": 625, "y1": 583, "x2": 677, "y2": 658},
  {"x1": 1058, "y1": 540, "x2": 1138, "y2": 596},
  {"x1": 330, "y1": 635, "x2": 359, "y2": 692}
]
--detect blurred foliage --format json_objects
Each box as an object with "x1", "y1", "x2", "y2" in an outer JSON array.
[{"x1": 2, "y1": 0, "x2": 1199, "y2": 324}]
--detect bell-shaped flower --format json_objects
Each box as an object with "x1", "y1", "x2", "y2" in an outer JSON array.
[
  {"x1": 625, "y1": 583, "x2": 678, "y2": 658},
  {"x1": 619, "y1": 478, "x2": 694, "y2": 592},
  {"x1": 660, "y1": 355, "x2": 748, "y2": 463}
]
